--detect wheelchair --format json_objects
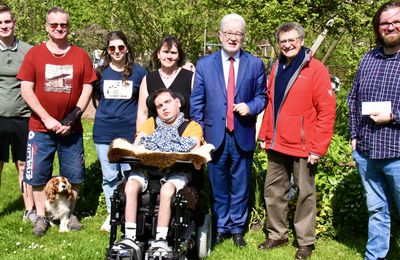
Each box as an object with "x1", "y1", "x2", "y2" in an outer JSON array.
[{"x1": 106, "y1": 157, "x2": 212, "y2": 260}]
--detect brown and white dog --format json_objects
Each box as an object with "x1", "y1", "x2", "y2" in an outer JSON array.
[{"x1": 44, "y1": 176, "x2": 74, "y2": 232}]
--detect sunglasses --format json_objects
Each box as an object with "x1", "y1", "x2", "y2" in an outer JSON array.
[
  {"x1": 47, "y1": 23, "x2": 68, "y2": 30},
  {"x1": 108, "y1": 45, "x2": 126, "y2": 53}
]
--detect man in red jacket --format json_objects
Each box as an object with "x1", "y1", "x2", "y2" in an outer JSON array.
[{"x1": 257, "y1": 22, "x2": 336, "y2": 259}]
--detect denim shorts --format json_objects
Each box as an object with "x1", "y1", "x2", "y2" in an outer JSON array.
[{"x1": 24, "y1": 131, "x2": 85, "y2": 186}]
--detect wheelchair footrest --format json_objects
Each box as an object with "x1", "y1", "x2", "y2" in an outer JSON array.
[{"x1": 107, "y1": 238, "x2": 145, "y2": 260}]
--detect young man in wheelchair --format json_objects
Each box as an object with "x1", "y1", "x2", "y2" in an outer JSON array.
[{"x1": 121, "y1": 88, "x2": 202, "y2": 256}]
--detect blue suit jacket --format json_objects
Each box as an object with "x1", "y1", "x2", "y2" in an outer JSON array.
[{"x1": 191, "y1": 50, "x2": 267, "y2": 151}]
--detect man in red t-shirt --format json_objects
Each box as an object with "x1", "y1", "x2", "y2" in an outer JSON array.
[{"x1": 17, "y1": 6, "x2": 96, "y2": 236}]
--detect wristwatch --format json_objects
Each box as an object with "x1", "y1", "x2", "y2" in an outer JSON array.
[{"x1": 390, "y1": 112, "x2": 396, "y2": 124}]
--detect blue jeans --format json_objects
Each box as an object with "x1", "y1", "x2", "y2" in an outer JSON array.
[
  {"x1": 95, "y1": 143, "x2": 130, "y2": 212},
  {"x1": 352, "y1": 150, "x2": 400, "y2": 260}
]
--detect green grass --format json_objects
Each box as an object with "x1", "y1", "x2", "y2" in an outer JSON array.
[{"x1": 0, "y1": 119, "x2": 398, "y2": 259}]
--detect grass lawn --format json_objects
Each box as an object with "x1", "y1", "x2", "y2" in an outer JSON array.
[{"x1": 0, "y1": 119, "x2": 398, "y2": 259}]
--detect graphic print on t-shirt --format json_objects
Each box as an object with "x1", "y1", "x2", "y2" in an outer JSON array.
[
  {"x1": 103, "y1": 80, "x2": 133, "y2": 99},
  {"x1": 45, "y1": 64, "x2": 73, "y2": 93}
]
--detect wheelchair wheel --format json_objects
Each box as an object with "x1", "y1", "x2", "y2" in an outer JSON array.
[{"x1": 196, "y1": 214, "x2": 212, "y2": 259}]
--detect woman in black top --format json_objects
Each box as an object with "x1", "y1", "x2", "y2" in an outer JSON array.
[{"x1": 136, "y1": 35, "x2": 193, "y2": 129}]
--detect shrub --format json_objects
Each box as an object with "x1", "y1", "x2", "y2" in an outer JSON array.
[
  {"x1": 249, "y1": 147, "x2": 267, "y2": 231},
  {"x1": 334, "y1": 89, "x2": 350, "y2": 139},
  {"x1": 316, "y1": 134, "x2": 367, "y2": 237}
]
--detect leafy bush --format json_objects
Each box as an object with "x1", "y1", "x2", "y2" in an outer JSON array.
[
  {"x1": 249, "y1": 147, "x2": 268, "y2": 230},
  {"x1": 316, "y1": 134, "x2": 367, "y2": 237},
  {"x1": 334, "y1": 89, "x2": 350, "y2": 140}
]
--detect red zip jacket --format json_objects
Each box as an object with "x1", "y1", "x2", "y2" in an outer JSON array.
[{"x1": 258, "y1": 50, "x2": 336, "y2": 157}]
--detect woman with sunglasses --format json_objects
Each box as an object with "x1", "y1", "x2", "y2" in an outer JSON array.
[
  {"x1": 92, "y1": 31, "x2": 147, "y2": 232},
  {"x1": 136, "y1": 35, "x2": 193, "y2": 128}
]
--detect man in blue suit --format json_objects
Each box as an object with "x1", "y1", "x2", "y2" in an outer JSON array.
[{"x1": 191, "y1": 13, "x2": 267, "y2": 248}]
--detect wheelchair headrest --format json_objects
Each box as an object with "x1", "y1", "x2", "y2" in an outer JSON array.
[{"x1": 146, "y1": 90, "x2": 186, "y2": 115}]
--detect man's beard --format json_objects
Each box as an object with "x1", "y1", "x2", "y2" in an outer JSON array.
[{"x1": 381, "y1": 33, "x2": 400, "y2": 47}]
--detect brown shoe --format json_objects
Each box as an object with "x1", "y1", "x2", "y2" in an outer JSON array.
[
  {"x1": 295, "y1": 245, "x2": 313, "y2": 259},
  {"x1": 258, "y1": 238, "x2": 288, "y2": 250}
]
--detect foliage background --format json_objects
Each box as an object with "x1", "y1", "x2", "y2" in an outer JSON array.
[{"x1": 5, "y1": 0, "x2": 386, "y2": 75}]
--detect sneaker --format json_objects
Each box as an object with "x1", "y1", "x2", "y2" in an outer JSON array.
[
  {"x1": 67, "y1": 214, "x2": 82, "y2": 231},
  {"x1": 112, "y1": 238, "x2": 142, "y2": 260},
  {"x1": 100, "y1": 214, "x2": 111, "y2": 232},
  {"x1": 33, "y1": 216, "x2": 49, "y2": 236},
  {"x1": 23, "y1": 210, "x2": 38, "y2": 224},
  {"x1": 149, "y1": 239, "x2": 171, "y2": 257}
]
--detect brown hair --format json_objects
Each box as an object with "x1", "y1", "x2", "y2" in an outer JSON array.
[
  {"x1": 152, "y1": 35, "x2": 185, "y2": 68},
  {"x1": 97, "y1": 31, "x2": 135, "y2": 83},
  {"x1": 275, "y1": 22, "x2": 305, "y2": 42},
  {"x1": 0, "y1": 4, "x2": 14, "y2": 20},
  {"x1": 146, "y1": 88, "x2": 185, "y2": 114},
  {"x1": 373, "y1": 1, "x2": 400, "y2": 46}
]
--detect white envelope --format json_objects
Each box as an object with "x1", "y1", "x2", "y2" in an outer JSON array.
[{"x1": 361, "y1": 101, "x2": 391, "y2": 115}]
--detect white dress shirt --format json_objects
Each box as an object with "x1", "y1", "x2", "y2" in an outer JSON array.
[{"x1": 221, "y1": 50, "x2": 240, "y2": 88}]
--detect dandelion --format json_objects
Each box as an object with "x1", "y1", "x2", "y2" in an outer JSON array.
[{"x1": 28, "y1": 242, "x2": 38, "y2": 249}]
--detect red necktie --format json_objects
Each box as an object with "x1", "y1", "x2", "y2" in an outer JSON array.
[{"x1": 227, "y1": 57, "x2": 235, "y2": 131}]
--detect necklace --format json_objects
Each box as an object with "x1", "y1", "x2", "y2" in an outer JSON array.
[
  {"x1": 159, "y1": 68, "x2": 179, "y2": 80},
  {"x1": 50, "y1": 51, "x2": 68, "y2": 58},
  {"x1": 46, "y1": 42, "x2": 70, "y2": 58},
  {"x1": 110, "y1": 63, "x2": 124, "y2": 72}
]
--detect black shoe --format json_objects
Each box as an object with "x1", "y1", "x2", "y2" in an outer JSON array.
[
  {"x1": 232, "y1": 233, "x2": 246, "y2": 248},
  {"x1": 295, "y1": 245, "x2": 313, "y2": 259},
  {"x1": 215, "y1": 232, "x2": 230, "y2": 245},
  {"x1": 258, "y1": 238, "x2": 289, "y2": 250}
]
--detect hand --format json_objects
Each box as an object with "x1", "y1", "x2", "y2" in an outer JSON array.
[
  {"x1": 43, "y1": 117, "x2": 62, "y2": 132},
  {"x1": 369, "y1": 112, "x2": 392, "y2": 125},
  {"x1": 259, "y1": 141, "x2": 265, "y2": 149},
  {"x1": 308, "y1": 154, "x2": 320, "y2": 165},
  {"x1": 55, "y1": 125, "x2": 71, "y2": 136},
  {"x1": 233, "y1": 103, "x2": 250, "y2": 116},
  {"x1": 351, "y1": 139, "x2": 357, "y2": 151}
]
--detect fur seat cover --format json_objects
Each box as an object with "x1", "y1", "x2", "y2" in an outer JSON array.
[{"x1": 108, "y1": 138, "x2": 214, "y2": 170}]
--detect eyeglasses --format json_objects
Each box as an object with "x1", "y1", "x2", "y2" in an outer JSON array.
[
  {"x1": 279, "y1": 37, "x2": 302, "y2": 45},
  {"x1": 108, "y1": 45, "x2": 126, "y2": 53},
  {"x1": 47, "y1": 23, "x2": 68, "y2": 30},
  {"x1": 222, "y1": 31, "x2": 244, "y2": 39},
  {"x1": 0, "y1": 20, "x2": 13, "y2": 25},
  {"x1": 379, "y1": 21, "x2": 400, "y2": 30}
]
